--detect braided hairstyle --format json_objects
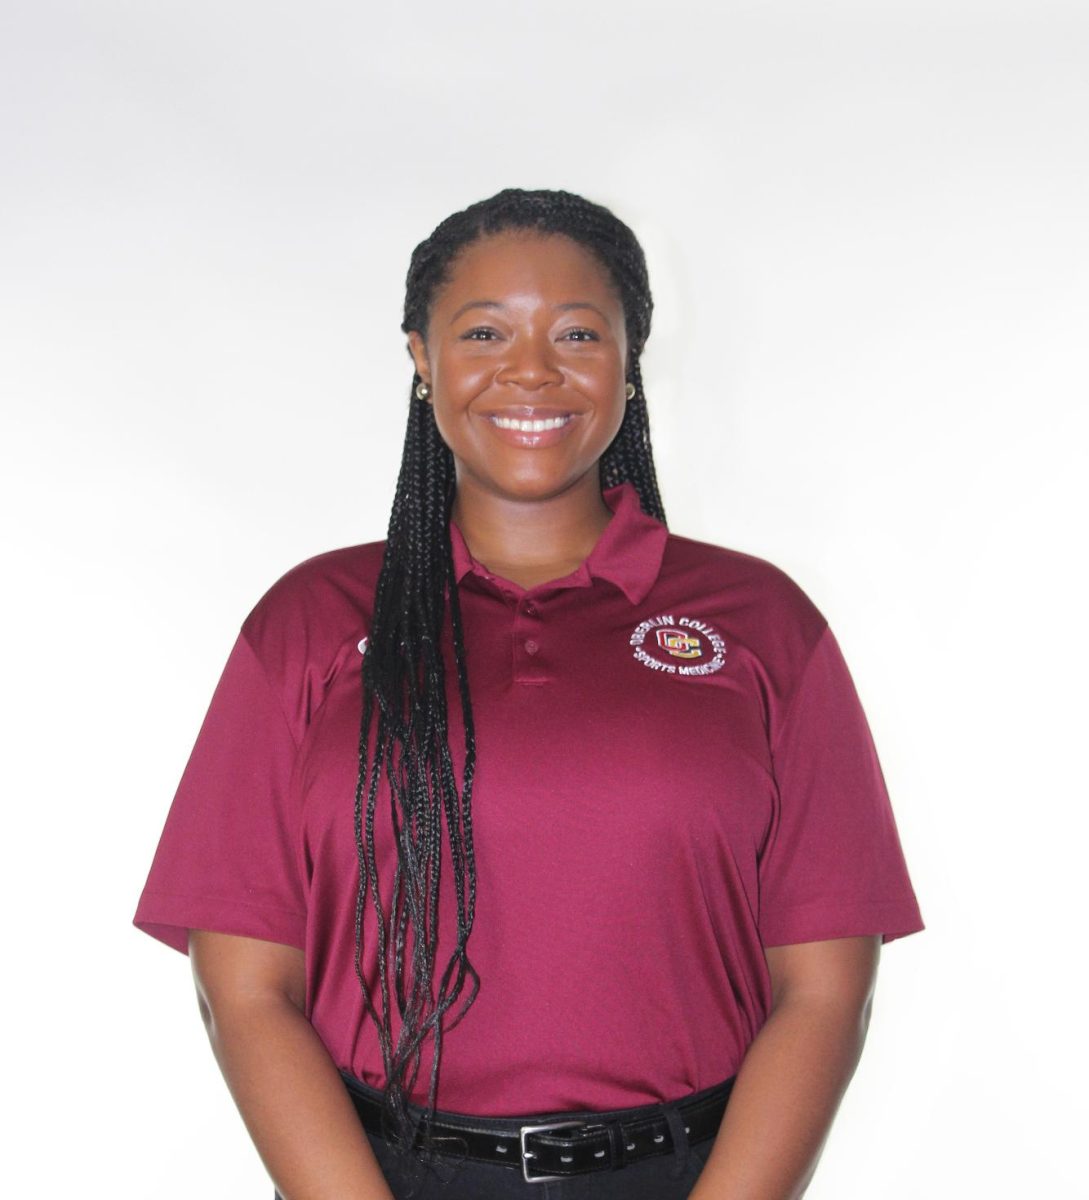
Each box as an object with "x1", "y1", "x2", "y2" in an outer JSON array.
[{"x1": 355, "y1": 187, "x2": 667, "y2": 1161}]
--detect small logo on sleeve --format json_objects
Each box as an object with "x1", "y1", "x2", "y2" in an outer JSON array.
[{"x1": 630, "y1": 615, "x2": 727, "y2": 676}]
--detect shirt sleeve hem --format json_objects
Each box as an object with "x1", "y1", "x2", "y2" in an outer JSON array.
[
  {"x1": 133, "y1": 891, "x2": 307, "y2": 956},
  {"x1": 759, "y1": 897, "x2": 926, "y2": 948}
]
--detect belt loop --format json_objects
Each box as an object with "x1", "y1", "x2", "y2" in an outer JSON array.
[
  {"x1": 662, "y1": 1102, "x2": 691, "y2": 1181},
  {"x1": 605, "y1": 1120, "x2": 628, "y2": 1169}
]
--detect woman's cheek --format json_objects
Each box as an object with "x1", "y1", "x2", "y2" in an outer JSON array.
[{"x1": 434, "y1": 356, "x2": 496, "y2": 399}]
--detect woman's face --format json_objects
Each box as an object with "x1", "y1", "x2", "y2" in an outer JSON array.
[{"x1": 407, "y1": 230, "x2": 629, "y2": 508}]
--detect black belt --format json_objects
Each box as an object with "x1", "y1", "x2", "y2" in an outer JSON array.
[{"x1": 341, "y1": 1071, "x2": 734, "y2": 1184}]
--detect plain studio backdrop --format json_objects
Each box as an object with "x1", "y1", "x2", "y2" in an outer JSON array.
[{"x1": 2, "y1": 1, "x2": 1085, "y2": 1196}]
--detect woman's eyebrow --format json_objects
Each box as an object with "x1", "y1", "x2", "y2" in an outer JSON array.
[
  {"x1": 448, "y1": 299, "x2": 609, "y2": 325},
  {"x1": 449, "y1": 300, "x2": 502, "y2": 324},
  {"x1": 555, "y1": 301, "x2": 608, "y2": 320}
]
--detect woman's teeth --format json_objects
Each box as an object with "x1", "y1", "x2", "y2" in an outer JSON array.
[{"x1": 491, "y1": 415, "x2": 571, "y2": 432}]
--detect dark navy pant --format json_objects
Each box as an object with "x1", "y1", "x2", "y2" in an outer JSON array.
[
  {"x1": 274, "y1": 1077, "x2": 723, "y2": 1199},
  {"x1": 359, "y1": 1122, "x2": 714, "y2": 1198},
  {"x1": 275, "y1": 1131, "x2": 713, "y2": 1199}
]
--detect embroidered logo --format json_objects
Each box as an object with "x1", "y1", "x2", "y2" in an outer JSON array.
[
  {"x1": 630, "y1": 615, "x2": 727, "y2": 676},
  {"x1": 656, "y1": 628, "x2": 701, "y2": 659}
]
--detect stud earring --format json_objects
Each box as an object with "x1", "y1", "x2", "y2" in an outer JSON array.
[
  {"x1": 625, "y1": 382, "x2": 636, "y2": 400},
  {"x1": 415, "y1": 382, "x2": 431, "y2": 401}
]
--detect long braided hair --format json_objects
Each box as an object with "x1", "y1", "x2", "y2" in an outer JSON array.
[{"x1": 354, "y1": 187, "x2": 667, "y2": 1158}]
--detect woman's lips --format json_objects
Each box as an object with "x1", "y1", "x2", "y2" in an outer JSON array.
[
  {"x1": 491, "y1": 414, "x2": 570, "y2": 432},
  {"x1": 483, "y1": 410, "x2": 575, "y2": 447}
]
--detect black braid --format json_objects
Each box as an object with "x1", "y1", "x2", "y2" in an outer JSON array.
[{"x1": 354, "y1": 188, "x2": 666, "y2": 1166}]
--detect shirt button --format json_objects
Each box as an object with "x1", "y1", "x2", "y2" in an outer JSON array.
[
  {"x1": 524, "y1": 639, "x2": 540, "y2": 655},
  {"x1": 524, "y1": 601, "x2": 539, "y2": 617}
]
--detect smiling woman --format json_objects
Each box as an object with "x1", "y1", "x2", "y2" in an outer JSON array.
[
  {"x1": 409, "y1": 229, "x2": 634, "y2": 584},
  {"x1": 134, "y1": 188, "x2": 924, "y2": 1200}
]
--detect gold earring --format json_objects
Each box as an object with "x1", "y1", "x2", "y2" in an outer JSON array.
[
  {"x1": 625, "y1": 382, "x2": 636, "y2": 400},
  {"x1": 415, "y1": 381, "x2": 431, "y2": 400}
]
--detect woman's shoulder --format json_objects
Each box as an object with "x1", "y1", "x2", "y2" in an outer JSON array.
[
  {"x1": 661, "y1": 531, "x2": 827, "y2": 628},
  {"x1": 655, "y1": 531, "x2": 831, "y2": 696},
  {"x1": 236, "y1": 539, "x2": 387, "y2": 685},
  {"x1": 249, "y1": 539, "x2": 387, "y2": 616}
]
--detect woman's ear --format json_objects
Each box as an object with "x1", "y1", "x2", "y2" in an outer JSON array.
[{"x1": 406, "y1": 330, "x2": 431, "y2": 392}]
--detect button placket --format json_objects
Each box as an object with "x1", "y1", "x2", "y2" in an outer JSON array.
[{"x1": 513, "y1": 595, "x2": 548, "y2": 684}]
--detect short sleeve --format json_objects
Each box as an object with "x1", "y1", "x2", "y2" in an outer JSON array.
[
  {"x1": 759, "y1": 625, "x2": 925, "y2": 947},
  {"x1": 133, "y1": 631, "x2": 307, "y2": 954}
]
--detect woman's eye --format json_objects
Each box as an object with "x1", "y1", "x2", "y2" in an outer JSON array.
[
  {"x1": 462, "y1": 327, "x2": 499, "y2": 341},
  {"x1": 562, "y1": 328, "x2": 599, "y2": 342}
]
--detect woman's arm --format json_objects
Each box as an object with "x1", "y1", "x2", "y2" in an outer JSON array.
[
  {"x1": 689, "y1": 935, "x2": 881, "y2": 1200},
  {"x1": 189, "y1": 930, "x2": 395, "y2": 1200}
]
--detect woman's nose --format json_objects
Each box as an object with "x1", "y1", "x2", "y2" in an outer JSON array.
[{"x1": 495, "y1": 334, "x2": 564, "y2": 389}]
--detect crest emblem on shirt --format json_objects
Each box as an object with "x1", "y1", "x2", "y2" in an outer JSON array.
[
  {"x1": 656, "y1": 629, "x2": 701, "y2": 659},
  {"x1": 630, "y1": 615, "x2": 727, "y2": 676}
]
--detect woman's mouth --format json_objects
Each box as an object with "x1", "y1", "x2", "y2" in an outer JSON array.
[
  {"x1": 484, "y1": 411, "x2": 575, "y2": 447},
  {"x1": 490, "y1": 414, "x2": 572, "y2": 432}
]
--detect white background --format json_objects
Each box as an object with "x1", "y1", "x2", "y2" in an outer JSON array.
[{"x1": 2, "y1": 1, "x2": 1085, "y2": 1196}]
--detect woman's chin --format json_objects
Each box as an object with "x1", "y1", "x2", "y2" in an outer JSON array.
[{"x1": 457, "y1": 466, "x2": 602, "y2": 508}]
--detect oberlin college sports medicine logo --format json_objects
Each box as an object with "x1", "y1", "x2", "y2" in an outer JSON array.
[{"x1": 630, "y1": 614, "x2": 727, "y2": 676}]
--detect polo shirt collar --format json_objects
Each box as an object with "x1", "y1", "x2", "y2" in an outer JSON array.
[{"x1": 449, "y1": 482, "x2": 668, "y2": 605}]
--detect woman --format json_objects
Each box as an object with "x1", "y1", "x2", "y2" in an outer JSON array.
[{"x1": 135, "y1": 188, "x2": 925, "y2": 1199}]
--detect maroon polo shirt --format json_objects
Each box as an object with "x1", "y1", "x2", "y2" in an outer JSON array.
[{"x1": 135, "y1": 482, "x2": 924, "y2": 1115}]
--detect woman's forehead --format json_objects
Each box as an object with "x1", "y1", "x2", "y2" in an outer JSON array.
[{"x1": 434, "y1": 230, "x2": 618, "y2": 304}]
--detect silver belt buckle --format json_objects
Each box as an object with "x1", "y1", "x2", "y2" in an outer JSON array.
[{"x1": 519, "y1": 1120, "x2": 584, "y2": 1184}]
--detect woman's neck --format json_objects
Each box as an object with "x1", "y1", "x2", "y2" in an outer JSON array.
[{"x1": 451, "y1": 474, "x2": 614, "y2": 591}]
